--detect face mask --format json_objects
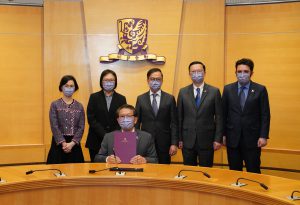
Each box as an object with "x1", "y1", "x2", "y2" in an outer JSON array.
[
  {"x1": 191, "y1": 71, "x2": 204, "y2": 84},
  {"x1": 118, "y1": 116, "x2": 135, "y2": 131},
  {"x1": 102, "y1": 81, "x2": 115, "y2": 92},
  {"x1": 149, "y1": 80, "x2": 162, "y2": 91},
  {"x1": 63, "y1": 87, "x2": 75, "y2": 97},
  {"x1": 237, "y1": 72, "x2": 250, "y2": 85}
]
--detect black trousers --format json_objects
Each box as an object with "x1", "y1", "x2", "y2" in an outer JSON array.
[
  {"x1": 227, "y1": 136, "x2": 261, "y2": 173},
  {"x1": 182, "y1": 138, "x2": 214, "y2": 167},
  {"x1": 155, "y1": 142, "x2": 171, "y2": 164},
  {"x1": 47, "y1": 136, "x2": 84, "y2": 164}
]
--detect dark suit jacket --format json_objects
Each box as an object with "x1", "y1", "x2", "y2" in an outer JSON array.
[
  {"x1": 177, "y1": 83, "x2": 223, "y2": 149},
  {"x1": 135, "y1": 91, "x2": 178, "y2": 151},
  {"x1": 94, "y1": 130, "x2": 158, "y2": 163},
  {"x1": 222, "y1": 81, "x2": 270, "y2": 148},
  {"x1": 85, "y1": 90, "x2": 126, "y2": 151}
]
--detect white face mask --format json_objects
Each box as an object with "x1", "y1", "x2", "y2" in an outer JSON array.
[
  {"x1": 149, "y1": 80, "x2": 162, "y2": 91},
  {"x1": 102, "y1": 81, "x2": 115, "y2": 91},
  {"x1": 118, "y1": 116, "x2": 135, "y2": 131},
  {"x1": 237, "y1": 72, "x2": 250, "y2": 85},
  {"x1": 191, "y1": 71, "x2": 204, "y2": 84},
  {"x1": 63, "y1": 87, "x2": 75, "y2": 97}
]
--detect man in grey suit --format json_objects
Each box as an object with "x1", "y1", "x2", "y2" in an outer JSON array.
[
  {"x1": 94, "y1": 104, "x2": 158, "y2": 164},
  {"x1": 136, "y1": 68, "x2": 178, "y2": 164},
  {"x1": 177, "y1": 61, "x2": 223, "y2": 167}
]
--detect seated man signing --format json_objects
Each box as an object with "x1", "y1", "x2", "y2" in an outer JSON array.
[{"x1": 94, "y1": 104, "x2": 158, "y2": 164}]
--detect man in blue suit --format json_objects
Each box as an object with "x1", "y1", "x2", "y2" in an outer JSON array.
[{"x1": 222, "y1": 58, "x2": 271, "y2": 173}]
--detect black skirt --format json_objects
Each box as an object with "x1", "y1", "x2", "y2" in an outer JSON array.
[{"x1": 46, "y1": 135, "x2": 84, "y2": 164}]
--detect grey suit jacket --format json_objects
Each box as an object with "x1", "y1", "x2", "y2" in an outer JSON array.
[
  {"x1": 135, "y1": 90, "x2": 178, "y2": 150},
  {"x1": 177, "y1": 83, "x2": 223, "y2": 149},
  {"x1": 94, "y1": 129, "x2": 158, "y2": 163}
]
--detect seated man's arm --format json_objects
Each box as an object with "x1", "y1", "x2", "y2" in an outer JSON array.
[
  {"x1": 144, "y1": 135, "x2": 158, "y2": 163},
  {"x1": 94, "y1": 135, "x2": 109, "y2": 162}
]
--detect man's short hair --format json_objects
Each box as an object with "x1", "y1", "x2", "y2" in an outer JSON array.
[
  {"x1": 116, "y1": 104, "x2": 137, "y2": 118},
  {"x1": 188, "y1": 61, "x2": 206, "y2": 72},
  {"x1": 235, "y1": 58, "x2": 254, "y2": 71},
  {"x1": 147, "y1": 68, "x2": 163, "y2": 79}
]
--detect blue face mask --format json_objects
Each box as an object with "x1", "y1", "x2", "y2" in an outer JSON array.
[
  {"x1": 191, "y1": 71, "x2": 204, "y2": 84},
  {"x1": 63, "y1": 87, "x2": 75, "y2": 97},
  {"x1": 149, "y1": 80, "x2": 162, "y2": 91},
  {"x1": 102, "y1": 81, "x2": 115, "y2": 92},
  {"x1": 118, "y1": 116, "x2": 135, "y2": 131},
  {"x1": 237, "y1": 72, "x2": 250, "y2": 85}
]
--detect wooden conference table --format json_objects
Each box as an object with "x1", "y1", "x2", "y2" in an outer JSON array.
[{"x1": 0, "y1": 163, "x2": 299, "y2": 205}]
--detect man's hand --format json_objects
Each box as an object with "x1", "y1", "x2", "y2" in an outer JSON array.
[
  {"x1": 107, "y1": 155, "x2": 121, "y2": 164},
  {"x1": 222, "y1": 136, "x2": 226, "y2": 146},
  {"x1": 213, "y1": 141, "x2": 222, "y2": 151},
  {"x1": 169, "y1": 145, "x2": 178, "y2": 156},
  {"x1": 178, "y1": 141, "x2": 183, "y2": 149},
  {"x1": 257, "y1": 138, "x2": 267, "y2": 147},
  {"x1": 130, "y1": 155, "x2": 146, "y2": 164}
]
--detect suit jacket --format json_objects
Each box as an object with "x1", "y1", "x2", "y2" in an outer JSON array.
[
  {"x1": 135, "y1": 90, "x2": 178, "y2": 151},
  {"x1": 94, "y1": 129, "x2": 158, "y2": 163},
  {"x1": 177, "y1": 83, "x2": 223, "y2": 149},
  {"x1": 85, "y1": 90, "x2": 126, "y2": 151},
  {"x1": 222, "y1": 81, "x2": 270, "y2": 148}
]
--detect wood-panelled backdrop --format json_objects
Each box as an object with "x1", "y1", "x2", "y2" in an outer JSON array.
[{"x1": 0, "y1": 0, "x2": 299, "y2": 179}]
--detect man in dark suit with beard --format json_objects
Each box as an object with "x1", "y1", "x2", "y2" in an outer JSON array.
[
  {"x1": 135, "y1": 68, "x2": 178, "y2": 164},
  {"x1": 222, "y1": 58, "x2": 270, "y2": 173}
]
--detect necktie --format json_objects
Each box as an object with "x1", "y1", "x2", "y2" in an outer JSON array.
[
  {"x1": 239, "y1": 86, "x2": 246, "y2": 110},
  {"x1": 152, "y1": 93, "x2": 158, "y2": 116},
  {"x1": 195, "y1": 88, "x2": 201, "y2": 108}
]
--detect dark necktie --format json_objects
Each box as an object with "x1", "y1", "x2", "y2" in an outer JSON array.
[
  {"x1": 239, "y1": 86, "x2": 246, "y2": 110},
  {"x1": 152, "y1": 93, "x2": 158, "y2": 116},
  {"x1": 195, "y1": 88, "x2": 201, "y2": 108}
]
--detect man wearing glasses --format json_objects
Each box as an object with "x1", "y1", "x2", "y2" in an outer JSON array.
[
  {"x1": 94, "y1": 104, "x2": 158, "y2": 164},
  {"x1": 222, "y1": 58, "x2": 270, "y2": 173},
  {"x1": 135, "y1": 68, "x2": 178, "y2": 164},
  {"x1": 177, "y1": 61, "x2": 223, "y2": 167}
]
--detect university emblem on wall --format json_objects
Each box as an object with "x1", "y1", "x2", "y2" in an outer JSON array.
[{"x1": 100, "y1": 18, "x2": 165, "y2": 64}]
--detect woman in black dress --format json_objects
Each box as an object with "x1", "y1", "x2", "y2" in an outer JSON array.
[
  {"x1": 85, "y1": 69, "x2": 126, "y2": 162},
  {"x1": 47, "y1": 75, "x2": 85, "y2": 164}
]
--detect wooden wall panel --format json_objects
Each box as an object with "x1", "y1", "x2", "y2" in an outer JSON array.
[
  {"x1": 83, "y1": 0, "x2": 183, "y2": 105},
  {"x1": 0, "y1": 5, "x2": 43, "y2": 163},
  {"x1": 225, "y1": 2, "x2": 300, "y2": 174}
]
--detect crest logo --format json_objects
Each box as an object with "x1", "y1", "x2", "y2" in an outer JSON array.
[
  {"x1": 118, "y1": 18, "x2": 148, "y2": 55},
  {"x1": 100, "y1": 18, "x2": 165, "y2": 64}
]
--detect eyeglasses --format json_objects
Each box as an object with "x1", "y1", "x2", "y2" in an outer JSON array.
[
  {"x1": 149, "y1": 77, "x2": 162, "y2": 82},
  {"x1": 118, "y1": 115, "x2": 134, "y2": 120}
]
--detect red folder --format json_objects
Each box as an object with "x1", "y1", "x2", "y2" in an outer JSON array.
[{"x1": 114, "y1": 131, "x2": 137, "y2": 164}]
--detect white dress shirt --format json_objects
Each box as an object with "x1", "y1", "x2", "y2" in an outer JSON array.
[{"x1": 149, "y1": 89, "x2": 161, "y2": 108}]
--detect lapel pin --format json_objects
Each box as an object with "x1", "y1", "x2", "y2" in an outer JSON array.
[
  {"x1": 251, "y1": 89, "x2": 255, "y2": 93},
  {"x1": 203, "y1": 90, "x2": 207, "y2": 93}
]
